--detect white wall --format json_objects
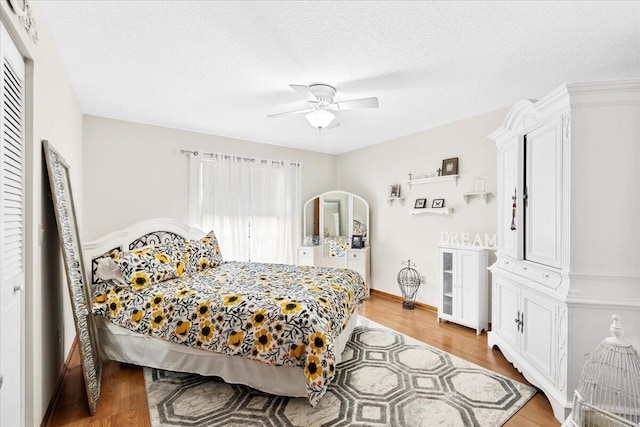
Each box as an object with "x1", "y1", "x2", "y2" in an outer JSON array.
[
  {"x1": 84, "y1": 109, "x2": 505, "y2": 312},
  {"x1": 337, "y1": 108, "x2": 507, "y2": 308},
  {"x1": 83, "y1": 115, "x2": 337, "y2": 241},
  {"x1": 0, "y1": 3, "x2": 84, "y2": 425}
]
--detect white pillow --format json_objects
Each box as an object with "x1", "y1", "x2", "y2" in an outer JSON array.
[{"x1": 95, "y1": 257, "x2": 126, "y2": 285}]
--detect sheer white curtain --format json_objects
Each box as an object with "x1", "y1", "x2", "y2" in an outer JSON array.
[{"x1": 188, "y1": 153, "x2": 302, "y2": 264}]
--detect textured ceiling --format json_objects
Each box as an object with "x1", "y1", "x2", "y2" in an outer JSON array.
[{"x1": 41, "y1": 1, "x2": 639, "y2": 155}]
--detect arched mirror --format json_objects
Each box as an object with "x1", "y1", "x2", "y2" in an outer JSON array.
[{"x1": 303, "y1": 191, "x2": 369, "y2": 258}]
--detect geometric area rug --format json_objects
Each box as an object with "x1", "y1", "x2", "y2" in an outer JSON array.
[{"x1": 144, "y1": 317, "x2": 536, "y2": 427}]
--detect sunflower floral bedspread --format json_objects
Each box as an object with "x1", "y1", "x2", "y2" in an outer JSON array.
[{"x1": 92, "y1": 261, "x2": 368, "y2": 406}]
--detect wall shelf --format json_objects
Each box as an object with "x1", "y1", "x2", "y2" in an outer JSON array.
[
  {"x1": 387, "y1": 197, "x2": 404, "y2": 206},
  {"x1": 463, "y1": 191, "x2": 491, "y2": 204},
  {"x1": 409, "y1": 207, "x2": 453, "y2": 216},
  {"x1": 406, "y1": 175, "x2": 458, "y2": 189}
]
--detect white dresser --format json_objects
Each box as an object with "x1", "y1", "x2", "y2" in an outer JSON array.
[
  {"x1": 345, "y1": 247, "x2": 370, "y2": 286},
  {"x1": 298, "y1": 190, "x2": 371, "y2": 289},
  {"x1": 298, "y1": 244, "x2": 370, "y2": 286},
  {"x1": 488, "y1": 79, "x2": 640, "y2": 422}
]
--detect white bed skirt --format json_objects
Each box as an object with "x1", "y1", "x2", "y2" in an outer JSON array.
[{"x1": 97, "y1": 309, "x2": 359, "y2": 398}]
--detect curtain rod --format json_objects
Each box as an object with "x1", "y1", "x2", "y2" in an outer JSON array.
[
  {"x1": 180, "y1": 150, "x2": 223, "y2": 158},
  {"x1": 180, "y1": 149, "x2": 301, "y2": 167}
]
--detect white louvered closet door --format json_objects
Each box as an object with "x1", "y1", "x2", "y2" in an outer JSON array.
[{"x1": 0, "y1": 23, "x2": 25, "y2": 427}]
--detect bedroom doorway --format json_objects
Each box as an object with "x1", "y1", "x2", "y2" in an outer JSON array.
[{"x1": 0, "y1": 22, "x2": 26, "y2": 427}]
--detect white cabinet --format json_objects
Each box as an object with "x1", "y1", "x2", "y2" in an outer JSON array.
[
  {"x1": 492, "y1": 276, "x2": 557, "y2": 384},
  {"x1": 297, "y1": 246, "x2": 320, "y2": 266},
  {"x1": 346, "y1": 248, "x2": 370, "y2": 286},
  {"x1": 488, "y1": 79, "x2": 640, "y2": 423},
  {"x1": 438, "y1": 245, "x2": 488, "y2": 335}
]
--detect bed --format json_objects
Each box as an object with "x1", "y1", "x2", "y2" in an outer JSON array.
[{"x1": 83, "y1": 218, "x2": 368, "y2": 407}]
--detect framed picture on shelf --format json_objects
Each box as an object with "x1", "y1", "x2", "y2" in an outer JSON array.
[
  {"x1": 441, "y1": 157, "x2": 459, "y2": 176},
  {"x1": 351, "y1": 234, "x2": 364, "y2": 249},
  {"x1": 414, "y1": 198, "x2": 427, "y2": 209},
  {"x1": 432, "y1": 199, "x2": 445, "y2": 208},
  {"x1": 389, "y1": 184, "x2": 401, "y2": 199}
]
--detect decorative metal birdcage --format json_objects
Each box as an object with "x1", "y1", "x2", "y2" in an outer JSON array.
[
  {"x1": 570, "y1": 315, "x2": 640, "y2": 427},
  {"x1": 397, "y1": 259, "x2": 421, "y2": 309}
]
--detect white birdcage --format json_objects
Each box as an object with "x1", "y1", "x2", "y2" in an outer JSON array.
[
  {"x1": 397, "y1": 259, "x2": 421, "y2": 309},
  {"x1": 570, "y1": 315, "x2": 640, "y2": 427}
]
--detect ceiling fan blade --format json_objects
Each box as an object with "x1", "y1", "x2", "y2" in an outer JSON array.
[
  {"x1": 325, "y1": 120, "x2": 341, "y2": 129},
  {"x1": 334, "y1": 97, "x2": 379, "y2": 110},
  {"x1": 289, "y1": 84, "x2": 318, "y2": 100},
  {"x1": 267, "y1": 108, "x2": 312, "y2": 118}
]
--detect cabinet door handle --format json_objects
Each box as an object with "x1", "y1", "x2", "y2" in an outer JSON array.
[
  {"x1": 514, "y1": 310, "x2": 524, "y2": 332},
  {"x1": 510, "y1": 188, "x2": 517, "y2": 231}
]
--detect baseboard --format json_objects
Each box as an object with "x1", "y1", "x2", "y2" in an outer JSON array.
[
  {"x1": 40, "y1": 337, "x2": 79, "y2": 427},
  {"x1": 370, "y1": 289, "x2": 437, "y2": 312}
]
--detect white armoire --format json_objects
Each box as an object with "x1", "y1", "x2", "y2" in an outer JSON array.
[{"x1": 487, "y1": 79, "x2": 640, "y2": 422}]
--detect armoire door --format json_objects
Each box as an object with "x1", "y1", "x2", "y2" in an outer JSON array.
[
  {"x1": 497, "y1": 139, "x2": 521, "y2": 259},
  {"x1": 520, "y1": 289, "x2": 557, "y2": 384},
  {"x1": 524, "y1": 118, "x2": 563, "y2": 268},
  {"x1": 0, "y1": 23, "x2": 25, "y2": 427},
  {"x1": 492, "y1": 276, "x2": 520, "y2": 350}
]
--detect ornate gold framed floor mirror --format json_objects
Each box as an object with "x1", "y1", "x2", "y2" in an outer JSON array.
[{"x1": 43, "y1": 140, "x2": 102, "y2": 415}]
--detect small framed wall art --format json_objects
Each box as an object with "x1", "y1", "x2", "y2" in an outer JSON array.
[
  {"x1": 389, "y1": 184, "x2": 401, "y2": 198},
  {"x1": 414, "y1": 198, "x2": 427, "y2": 209},
  {"x1": 441, "y1": 157, "x2": 459, "y2": 176},
  {"x1": 432, "y1": 199, "x2": 445, "y2": 208},
  {"x1": 351, "y1": 234, "x2": 364, "y2": 249}
]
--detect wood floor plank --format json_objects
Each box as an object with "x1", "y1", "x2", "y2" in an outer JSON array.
[{"x1": 45, "y1": 292, "x2": 559, "y2": 426}]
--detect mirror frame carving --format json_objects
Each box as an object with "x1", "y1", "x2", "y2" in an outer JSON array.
[{"x1": 43, "y1": 140, "x2": 102, "y2": 415}]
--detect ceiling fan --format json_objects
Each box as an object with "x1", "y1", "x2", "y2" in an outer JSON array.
[{"x1": 268, "y1": 84, "x2": 379, "y2": 129}]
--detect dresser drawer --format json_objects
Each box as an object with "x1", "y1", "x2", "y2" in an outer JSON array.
[
  {"x1": 497, "y1": 257, "x2": 516, "y2": 272},
  {"x1": 516, "y1": 263, "x2": 562, "y2": 289},
  {"x1": 297, "y1": 247, "x2": 315, "y2": 266},
  {"x1": 347, "y1": 250, "x2": 366, "y2": 261}
]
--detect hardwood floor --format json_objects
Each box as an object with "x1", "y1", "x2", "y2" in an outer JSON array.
[{"x1": 45, "y1": 292, "x2": 559, "y2": 426}]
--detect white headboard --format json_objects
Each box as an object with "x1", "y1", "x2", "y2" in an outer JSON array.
[{"x1": 83, "y1": 218, "x2": 205, "y2": 285}]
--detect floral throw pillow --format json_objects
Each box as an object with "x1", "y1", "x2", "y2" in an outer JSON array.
[
  {"x1": 114, "y1": 244, "x2": 187, "y2": 291},
  {"x1": 180, "y1": 230, "x2": 224, "y2": 274}
]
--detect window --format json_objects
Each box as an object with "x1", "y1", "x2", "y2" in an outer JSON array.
[{"x1": 188, "y1": 153, "x2": 301, "y2": 264}]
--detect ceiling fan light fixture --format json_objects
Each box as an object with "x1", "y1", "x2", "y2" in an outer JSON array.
[{"x1": 305, "y1": 110, "x2": 335, "y2": 129}]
